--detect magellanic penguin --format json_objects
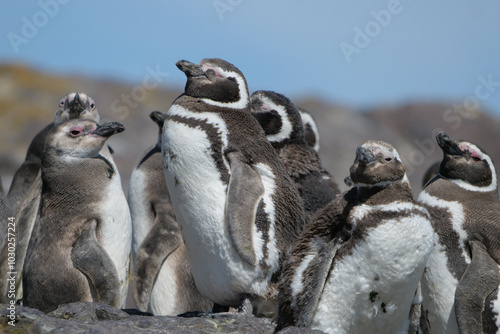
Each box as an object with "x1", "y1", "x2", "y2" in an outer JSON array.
[
  {"x1": 7, "y1": 92, "x2": 100, "y2": 212},
  {"x1": 161, "y1": 58, "x2": 305, "y2": 316},
  {"x1": 418, "y1": 132, "x2": 500, "y2": 334},
  {"x1": 129, "y1": 111, "x2": 212, "y2": 315},
  {"x1": 275, "y1": 140, "x2": 434, "y2": 334},
  {"x1": 22, "y1": 119, "x2": 131, "y2": 313},
  {"x1": 250, "y1": 90, "x2": 339, "y2": 221},
  {"x1": 0, "y1": 92, "x2": 124, "y2": 305}
]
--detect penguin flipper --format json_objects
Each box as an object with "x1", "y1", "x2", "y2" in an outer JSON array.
[
  {"x1": 225, "y1": 151, "x2": 265, "y2": 266},
  {"x1": 133, "y1": 214, "x2": 182, "y2": 311},
  {"x1": 71, "y1": 220, "x2": 121, "y2": 307},
  {"x1": 455, "y1": 239, "x2": 500, "y2": 334},
  {"x1": 0, "y1": 171, "x2": 41, "y2": 303}
]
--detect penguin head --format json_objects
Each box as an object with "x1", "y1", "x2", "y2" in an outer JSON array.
[
  {"x1": 298, "y1": 108, "x2": 320, "y2": 152},
  {"x1": 250, "y1": 90, "x2": 305, "y2": 148},
  {"x1": 349, "y1": 140, "x2": 407, "y2": 188},
  {"x1": 176, "y1": 58, "x2": 249, "y2": 109},
  {"x1": 149, "y1": 110, "x2": 167, "y2": 145},
  {"x1": 436, "y1": 132, "x2": 497, "y2": 191},
  {"x1": 45, "y1": 119, "x2": 124, "y2": 160},
  {"x1": 55, "y1": 92, "x2": 100, "y2": 124}
]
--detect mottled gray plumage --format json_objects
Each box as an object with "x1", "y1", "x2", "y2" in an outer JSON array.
[
  {"x1": 276, "y1": 140, "x2": 433, "y2": 334},
  {"x1": 418, "y1": 132, "x2": 500, "y2": 334},
  {"x1": 23, "y1": 120, "x2": 130, "y2": 313},
  {"x1": 130, "y1": 111, "x2": 212, "y2": 315}
]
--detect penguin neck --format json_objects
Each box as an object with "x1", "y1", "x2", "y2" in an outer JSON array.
[{"x1": 356, "y1": 179, "x2": 414, "y2": 205}]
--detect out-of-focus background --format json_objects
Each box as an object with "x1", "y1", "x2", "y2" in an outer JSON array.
[{"x1": 1, "y1": 0, "x2": 500, "y2": 307}]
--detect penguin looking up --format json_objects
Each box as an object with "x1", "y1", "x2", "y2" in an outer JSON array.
[
  {"x1": 418, "y1": 132, "x2": 500, "y2": 334},
  {"x1": 250, "y1": 90, "x2": 339, "y2": 221},
  {"x1": 129, "y1": 111, "x2": 212, "y2": 315},
  {"x1": 7, "y1": 92, "x2": 100, "y2": 213},
  {"x1": 275, "y1": 140, "x2": 434, "y2": 334},
  {"x1": 22, "y1": 119, "x2": 131, "y2": 313},
  {"x1": 161, "y1": 58, "x2": 305, "y2": 317}
]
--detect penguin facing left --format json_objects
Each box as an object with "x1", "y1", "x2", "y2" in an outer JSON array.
[
  {"x1": 275, "y1": 140, "x2": 434, "y2": 334},
  {"x1": 418, "y1": 132, "x2": 500, "y2": 334},
  {"x1": 22, "y1": 119, "x2": 132, "y2": 313},
  {"x1": 250, "y1": 90, "x2": 339, "y2": 220},
  {"x1": 7, "y1": 92, "x2": 100, "y2": 213},
  {"x1": 162, "y1": 58, "x2": 305, "y2": 316},
  {"x1": 129, "y1": 111, "x2": 212, "y2": 315}
]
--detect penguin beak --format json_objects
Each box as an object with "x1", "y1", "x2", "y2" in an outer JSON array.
[
  {"x1": 176, "y1": 60, "x2": 205, "y2": 78},
  {"x1": 68, "y1": 93, "x2": 86, "y2": 115},
  {"x1": 436, "y1": 132, "x2": 463, "y2": 156},
  {"x1": 92, "y1": 122, "x2": 125, "y2": 137},
  {"x1": 149, "y1": 111, "x2": 167, "y2": 125},
  {"x1": 355, "y1": 146, "x2": 377, "y2": 165}
]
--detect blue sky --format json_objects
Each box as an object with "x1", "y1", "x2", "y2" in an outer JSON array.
[{"x1": 1, "y1": 0, "x2": 500, "y2": 115}]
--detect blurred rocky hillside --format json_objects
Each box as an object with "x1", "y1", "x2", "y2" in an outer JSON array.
[{"x1": 1, "y1": 62, "x2": 500, "y2": 197}]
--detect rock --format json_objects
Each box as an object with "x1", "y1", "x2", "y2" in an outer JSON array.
[{"x1": 0, "y1": 302, "x2": 323, "y2": 333}]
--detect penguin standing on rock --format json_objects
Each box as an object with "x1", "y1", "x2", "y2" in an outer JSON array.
[
  {"x1": 129, "y1": 111, "x2": 212, "y2": 315},
  {"x1": 161, "y1": 58, "x2": 305, "y2": 316},
  {"x1": 275, "y1": 140, "x2": 434, "y2": 334},
  {"x1": 250, "y1": 90, "x2": 338, "y2": 221},
  {"x1": 22, "y1": 119, "x2": 131, "y2": 313},
  {"x1": 418, "y1": 132, "x2": 500, "y2": 334}
]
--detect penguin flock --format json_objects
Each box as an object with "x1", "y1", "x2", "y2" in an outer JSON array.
[{"x1": 1, "y1": 58, "x2": 499, "y2": 333}]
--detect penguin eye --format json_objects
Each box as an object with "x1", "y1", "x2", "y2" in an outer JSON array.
[
  {"x1": 472, "y1": 156, "x2": 481, "y2": 162},
  {"x1": 385, "y1": 157, "x2": 392, "y2": 162},
  {"x1": 59, "y1": 99, "x2": 65, "y2": 106},
  {"x1": 89, "y1": 99, "x2": 96, "y2": 110},
  {"x1": 69, "y1": 127, "x2": 83, "y2": 137}
]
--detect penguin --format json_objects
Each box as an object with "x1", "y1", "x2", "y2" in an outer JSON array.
[
  {"x1": 0, "y1": 92, "x2": 125, "y2": 305},
  {"x1": 7, "y1": 92, "x2": 100, "y2": 213},
  {"x1": 250, "y1": 90, "x2": 339, "y2": 221},
  {"x1": 275, "y1": 140, "x2": 434, "y2": 334},
  {"x1": 161, "y1": 58, "x2": 305, "y2": 317},
  {"x1": 129, "y1": 110, "x2": 212, "y2": 315},
  {"x1": 22, "y1": 119, "x2": 131, "y2": 313},
  {"x1": 418, "y1": 132, "x2": 500, "y2": 334},
  {"x1": 298, "y1": 108, "x2": 320, "y2": 152}
]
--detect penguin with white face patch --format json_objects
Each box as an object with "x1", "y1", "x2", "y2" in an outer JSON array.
[
  {"x1": 250, "y1": 91, "x2": 339, "y2": 221},
  {"x1": 130, "y1": 111, "x2": 212, "y2": 315},
  {"x1": 22, "y1": 119, "x2": 132, "y2": 313},
  {"x1": 418, "y1": 132, "x2": 500, "y2": 334},
  {"x1": 161, "y1": 58, "x2": 305, "y2": 316},
  {"x1": 7, "y1": 92, "x2": 100, "y2": 212},
  {"x1": 275, "y1": 140, "x2": 434, "y2": 334}
]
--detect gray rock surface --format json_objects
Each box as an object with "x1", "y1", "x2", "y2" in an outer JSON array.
[{"x1": 0, "y1": 302, "x2": 325, "y2": 333}]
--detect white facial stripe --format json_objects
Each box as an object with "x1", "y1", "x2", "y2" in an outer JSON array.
[
  {"x1": 201, "y1": 69, "x2": 249, "y2": 110},
  {"x1": 448, "y1": 142, "x2": 497, "y2": 193},
  {"x1": 418, "y1": 190, "x2": 470, "y2": 265},
  {"x1": 299, "y1": 110, "x2": 320, "y2": 152},
  {"x1": 257, "y1": 94, "x2": 293, "y2": 143},
  {"x1": 290, "y1": 237, "x2": 326, "y2": 308}
]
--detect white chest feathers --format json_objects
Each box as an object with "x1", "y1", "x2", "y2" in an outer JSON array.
[{"x1": 311, "y1": 201, "x2": 434, "y2": 334}]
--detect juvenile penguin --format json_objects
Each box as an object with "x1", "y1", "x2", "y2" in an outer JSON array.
[
  {"x1": 129, "y1": 111, "x2": 212, "y2": 315},
  {"x1": 418, "y1": 132, "x2": 500, "y2": 334},
  {"x1": 298, "y1": 108, "x2": 320, "y2": 152},
  {"x1": 161, "y1": 58, "x2": 305, "y2": 316},
  {"x1": 22, "y1": 119, "x2": 132, "y2": 313},
  {"x1": 275, "y1": 140, "x2": 434, "y2": 334},
  {"x1": 7, "y1": 92, "x2": 100, "y2": 212},
  {"x1": 250, "y1": 90, "x2": 339, "y2": 220}
]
